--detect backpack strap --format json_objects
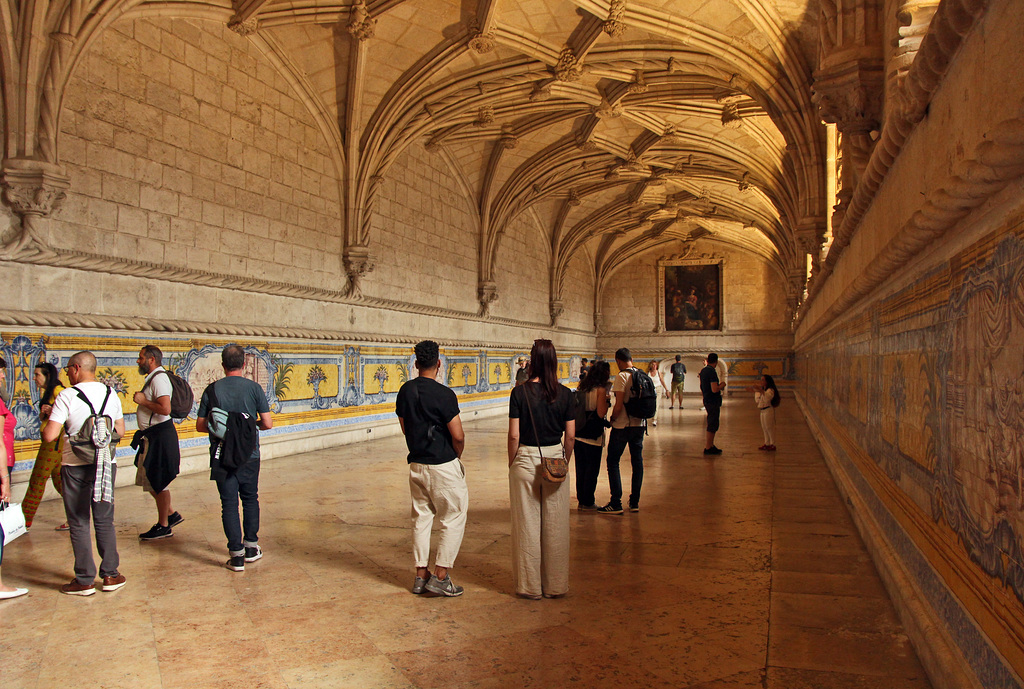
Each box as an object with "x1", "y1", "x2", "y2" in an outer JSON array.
[{"x1": 74, "y1": 385, "x2": 111, "y2": 417}]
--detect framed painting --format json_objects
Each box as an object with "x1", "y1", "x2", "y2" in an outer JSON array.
[{"x1": 658, "y1": 259, "x2": 723, "y2": 331}]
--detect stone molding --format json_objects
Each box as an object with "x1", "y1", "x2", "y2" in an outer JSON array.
[
  {"x1": 0, "y1": 308, "x2": 591, "y2": 349},
  {"x1": 346, "y1": 0, "x2": 374, "y2": 41},
  {"x1": 800, "y1": 0, "x2": 995, "y2": 326},
  {"x1": 798, "y1": 115, "x2": 1024, "y2": 343}
]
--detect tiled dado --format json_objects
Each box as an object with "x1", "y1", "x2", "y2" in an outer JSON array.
[
  {"x1": 2, "y1": 332, "x2": 587, "y2": 479},
  {"x1": 795, "y1": 210, "x2": 1024, "y2": 686}
]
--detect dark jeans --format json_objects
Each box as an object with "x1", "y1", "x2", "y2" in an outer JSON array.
[
  {"x1": 606, "y1": 427, "x2": 645, "y2": 508},
  {"x1": 62, "y1": 464, "x2": 119, "y2": 583},
  {"x1": 216, "y1": 459, "x2": 260, "y2": 555},
  {"x1": 573, "y1": 441, "x2": 603, "y2": 507}
]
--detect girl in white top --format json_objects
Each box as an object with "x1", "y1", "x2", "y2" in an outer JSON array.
[
  {"x1": 751, "y1": 374, "x2": 780, "y2": 451},
  {"x1": 647, "y1": 360, "x2": 666, "y2": 427}
]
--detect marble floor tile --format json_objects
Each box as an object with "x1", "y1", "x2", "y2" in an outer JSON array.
[{"x1": 0, "y1": 401, "x2": 932, "y2": 688}]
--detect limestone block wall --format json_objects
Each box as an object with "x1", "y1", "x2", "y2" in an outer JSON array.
[
  {"x1": 794, "y1": 2, "x2": 1024, "y2": 686},
  {"x1": 367, "y1": 144, "x2": 478, "y2": 314},
  {"x1": 53, "y1": 18, "x2": 342, "y2": 287},
  {"x1": 490, "y1": 212, "x2": 558, "y2": 326}
]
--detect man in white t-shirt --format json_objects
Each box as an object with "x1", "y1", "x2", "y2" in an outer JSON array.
[
  {"x1": 597, "y1": 347, "x2": 646, "y2": 515},
  {"x1": 42, "y1": 351, "x2": 126, "y2": 596},
  {"x1": 133, "y1": 345, "x2": 183, "y2": 541}
]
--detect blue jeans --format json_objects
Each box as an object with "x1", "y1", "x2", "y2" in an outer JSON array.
[
  {"x1": 606, "y1": 427, "x2": 645, "y2": 508},
  {"x1": 216, "y1": 459, "x2": 260, "y2": 555}
]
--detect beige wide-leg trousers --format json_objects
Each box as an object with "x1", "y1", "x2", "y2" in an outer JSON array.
[{"x1": 509, "y1": 444, "x2": 570, "y2": 598}]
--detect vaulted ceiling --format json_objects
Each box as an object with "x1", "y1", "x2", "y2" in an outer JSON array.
[{"x1": 1, "y1": 0, "x2": 827, "y2": 309}]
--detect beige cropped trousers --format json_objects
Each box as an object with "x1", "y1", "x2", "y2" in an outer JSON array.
[
  {"x1": 509, "y1": 444, "x2": 570, "y2": 598},
  {"x1": 409, "y1": 459, "x2": 468, "y2": 570}
]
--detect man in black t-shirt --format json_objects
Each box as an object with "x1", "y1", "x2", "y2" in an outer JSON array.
[
  {"x1": 699, "y1": 352, "x2": 726, "y2": 455},
  {"x1": 395, "y1": 340, "x2": 468, "y2": 597}
]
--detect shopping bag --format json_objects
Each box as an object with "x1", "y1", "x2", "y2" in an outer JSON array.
[{"x1": 0, "y1": 501, "x2": 27, "y2": 545}]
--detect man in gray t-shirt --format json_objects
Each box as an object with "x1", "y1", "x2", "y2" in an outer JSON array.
[{"x1": 196, "y1": 345, "x2": 272, "y2": 572}]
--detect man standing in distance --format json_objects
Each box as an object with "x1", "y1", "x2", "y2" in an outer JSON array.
[
  {"x1": 514, "y1": 357, "x2": 529, "y2": 387},
  {"x1": 396, "y1": 340, "x2": 468, "y2": 597},
  {"x1": 42, "y1": 351, "x2": 127, "y2": 595},
  {"x1": 196, "y1": 345, "x2": 273, "y2": 571},
  {"x1": 598, "y1": 348, "x2": 646, "y2": 514},
  {"x1": 669, "y1": 355, "x2": 687, "y2": 409},
  {"x1": 700, "y1": 353, "x2": 726, "y2": 455},
  {"x1": 133, "y1": 345, "x2": 183, "y2": 540}
]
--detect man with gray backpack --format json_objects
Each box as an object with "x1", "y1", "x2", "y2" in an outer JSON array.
[{"x1": 42, "y1": 351, "x2": 127, "y2": 596}]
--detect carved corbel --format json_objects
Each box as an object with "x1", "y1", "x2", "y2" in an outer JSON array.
[
  {"x1": 549, "y1": 299, "x2": 564, "y2": 326},
  {"x1": 591, "y1": 99, "x2": 623, "y2": 119},
  {"x1": 342, "y1": 246, "x2": 374, "y2": 298},
  {"x1": 567, "y1": 189, "x2": 582, "y2": 207},
  {"x1": 721, "y1": 102, "x2": 742, "y2": 128},
  {"x1": 795, "y1": 217, "x2": 827, "y2": 277},
  {"x1": 0, "y1": 160, "x2": 70, "y2": 256},
  {"x1": 478, "y1": 281, "x2": 499, "y2": 316},
  {"x1": 499, "y1": 130, "x2": 519, "y2": 149},
  {"x1": 347, "y1": 0, "x2": 375, "y2": 41},
  {"x1": 627, "y1": 69, "x2": 648, "y2": 94}
]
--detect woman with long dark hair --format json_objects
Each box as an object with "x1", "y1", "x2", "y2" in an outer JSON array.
[
  {"x1": 507, "y1": 339, "x2": 575, "y2": 599},
  {"x1": 23, "y1": 362, "x2": 68, "y2": 530},
  {"x1": 574, "y1": 360, "x2": 610, "y2": 511},
  {"x1": 751, "y1": 374, "x2": 780, "y2": 451}
]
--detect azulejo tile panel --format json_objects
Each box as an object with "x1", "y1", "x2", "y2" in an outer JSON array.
[
  {"x1": 797, "y1": 211, "x2": 1024, "y2": 680},
  {"x1": 1, "y1": 335, "x2": 579, "y2": 473}
]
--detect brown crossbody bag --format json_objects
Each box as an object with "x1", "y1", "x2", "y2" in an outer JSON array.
[{"x1": 523, "y1": 384, "x2": 568, "y2": 483}]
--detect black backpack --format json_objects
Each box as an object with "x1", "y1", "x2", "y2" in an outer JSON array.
[
  {"x1": 204, "y1": 381, "x2": 258, "y2": 473},
  {"x1": 623, "y1": 368, "x2": 657, "y2": 420},
  {"x1": 574, "y1": 388, "x2": 607, "y2": 440}
]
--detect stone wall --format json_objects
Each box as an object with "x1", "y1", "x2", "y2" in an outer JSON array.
[{"x1": 794, "y1": 1, "x2": 1024, "y2": 685}]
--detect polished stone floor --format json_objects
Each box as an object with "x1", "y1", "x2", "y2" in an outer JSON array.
[{"x1": 0, "y1": 398, "x2": 932, "y2": 688}]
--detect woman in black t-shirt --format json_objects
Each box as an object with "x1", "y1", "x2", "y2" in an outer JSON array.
[{"x1": 508, "y1": 339, "x2": 575, "y2": 600}]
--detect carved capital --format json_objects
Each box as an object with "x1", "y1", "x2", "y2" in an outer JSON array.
[
  {"x1": 812, "y1": 60, "x2": 884, "y2": 134},
  {"x1": 343, "y1": 246, "x2": 374, "y2": 298},
  {"x1": 478, "y1": 281, "x2": 499, "y2": 316},
  {"x1": 567, "y1": 189, "x2": 582, "y2": 207},
  {"x1": 1, "y1": 160, "x2": 70, "y2": 217},
  {"x1": 554, "y1": 47, "x2": 584, "y2": 82},
  {"x1": 228, "y1": 17, "x2": 259, "y2": 36},
  {"x1": 794, "y1": 217, "x2": 827, "y2": 257},
  {"x1": 347, "y1": 1, "x2": 375, "y2": 41}
]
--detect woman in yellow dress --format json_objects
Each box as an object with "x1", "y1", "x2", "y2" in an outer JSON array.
[{"x1": 22, "y1": 362, "x2": 68, "y2": 530}]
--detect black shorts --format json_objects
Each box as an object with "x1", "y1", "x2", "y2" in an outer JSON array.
[{"x1": 705, "y1": 405, "x2": 721, "y2": 433}]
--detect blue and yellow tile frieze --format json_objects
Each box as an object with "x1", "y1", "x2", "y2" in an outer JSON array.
[{"x1": 1, "y1": 334, "x2": 586, "y2": 473}]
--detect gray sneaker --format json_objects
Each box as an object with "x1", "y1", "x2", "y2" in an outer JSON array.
[
  {"x1": 424, "y1": 574, "x2": 464, "y2": 597},
  {"x1": 412, "y1": 576, "x2": 429, "y2": 594}
]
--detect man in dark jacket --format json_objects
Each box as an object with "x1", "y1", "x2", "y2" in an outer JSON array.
[{"x1": 196, "y1": 345, "x2": 273, "y2": 572}]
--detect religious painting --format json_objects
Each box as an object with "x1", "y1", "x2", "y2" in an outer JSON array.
[{"x1": 660, "y1": 261, "x2": 722, "y2": 331}]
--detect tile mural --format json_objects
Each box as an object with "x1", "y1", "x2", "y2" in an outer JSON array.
[
  {"x1": 798, "y1": 211, "x2": 1024, "y2": 681},
  {"x1": 2, "y1": 338, "x2": 568, "y2": 473}
]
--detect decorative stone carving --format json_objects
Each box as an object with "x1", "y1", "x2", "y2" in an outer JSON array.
[
  {"x1": 575, "y1": 129, "x2": 596, "y2": 150},
  {"x1": 228, "y1": 17, "x2": 259, "y2": 36},
  {"x1": 478, "y1": 281, "x2": 499, "y2": 316},
  {"x1": 567, "y1": 189, "x2": 582, "y2": 207},
  {"x1": 888, "y1": 1, "x2": 940, "y2": 98},
  {"x1": 499, "y1": 129, "x2": 518, "y2": 149},
  {"x1": 347, "y1": 0, "x2": 375, "y2": 41},
  {"x1": 549, "y1": 299, "x2": 564, "y2": 326},
  {"x1": 1, "y1": 160, "x2": 70, "y2": 256},
  {"x1": 554, "y1": 47, "x2": 584, "y2": 82},
  {"x1": 467, "y1": 18, "x2": 496, "y2": 53},
  {"x1": 473, "y1": 105, "x2": 495, "y2": 127},
  {"x1": 604, "y1": 0, "x2": 627, "y2": 37},
  {"x1": 591, "y1": 99, "x2": 623, "y2": 119},
  {"x1": 529, "y1": 80, "x2": 552, "y2": 102},
  {"x1": 721, "y1": 102, "x2": 742, "y2": 128},
  {"x1": 342, "y1": 246, "x2": 374, "y2": 298},
  {"x1": 627, "y1": 69, "x2": 648, "y2": 94},
  {"x1": 738, "y1": 172, "x2": 751, "y2": 192},
  {"x1": 666, "y1": 56, "x2": 678, "y2": 73}
]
